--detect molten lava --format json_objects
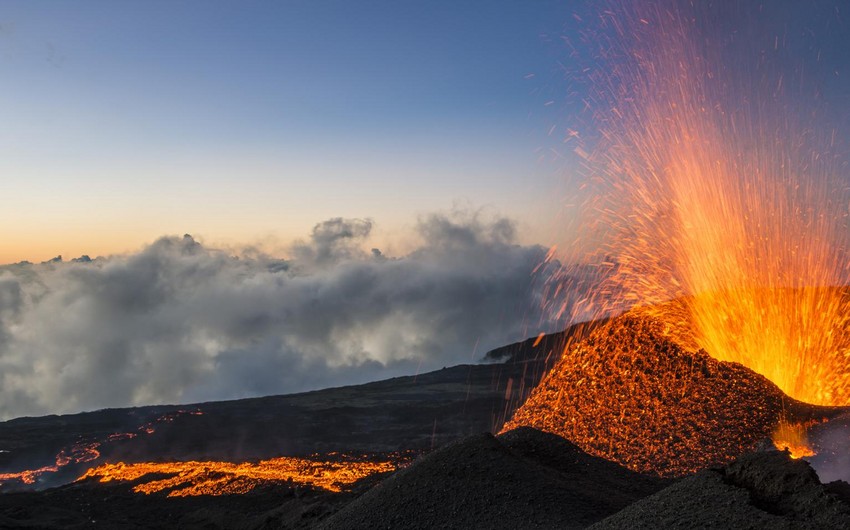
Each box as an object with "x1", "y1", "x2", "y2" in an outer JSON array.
[
  {"x1": 504, "y1": 311, "x2": 833, "y2": 477},
  {"x1": 772, "y1": 420, "x2": 818, "y2": 459},
  {"x1": 0, "y1": 440, "x2": 104, "y2": 487},
  {"x1": 0, "y1": 465, "x2": 60, "y2": 486},
  {"x1": 79, "y1": 454, "x2": 401, "y2": 496},
  {"x1": 551, "y1": 1, "x2": 850, "y2": 405},
  {"x1": 0, "y1": 409, "x2": 202, "y2": 490}
]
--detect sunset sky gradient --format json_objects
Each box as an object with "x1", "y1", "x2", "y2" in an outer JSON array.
[{"x1": 1, "y1": 1, "x2": 572, "y2": 264}]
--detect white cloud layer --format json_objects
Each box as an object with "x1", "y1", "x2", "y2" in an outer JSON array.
[{"x1": 0, "y1": 211, "x2": 563, "y2": 419}]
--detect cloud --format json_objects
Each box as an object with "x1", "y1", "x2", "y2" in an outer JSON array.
[
  {"x1": 290, "y1": 217, "x2": 374, "y2": 266},
  {"x1": 0, "y1": 210, "x2": 563, "y2": 419}
]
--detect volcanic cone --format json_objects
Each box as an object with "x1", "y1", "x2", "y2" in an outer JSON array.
[{"x1": 504, "y1": 309, "x2": 840, "y2": 476}]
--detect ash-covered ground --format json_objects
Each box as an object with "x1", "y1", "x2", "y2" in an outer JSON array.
[{"x1": 2, "y1": 316, "x2": 850, "y2": 529}]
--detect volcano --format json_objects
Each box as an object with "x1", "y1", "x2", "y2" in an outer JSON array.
[
  {"x1": 504, "y1": 307, "x2": 843, "y2": 476},
  {"x1": 2, "y1": 309, "x2": 850, "y2": 528}
]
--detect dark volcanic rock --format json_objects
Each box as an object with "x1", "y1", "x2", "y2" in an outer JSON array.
[
  {"x1": 318, "y1": 427, "x2": 669, "y2": 530},
  {"x1": 591, "y1": 450, "x2": 850, "y2": 529},
  {"x1": 0, "y1": 480, "x2": 336, "y2": 529},
  {"x1": 499, "y1": 427, "x2": 671, "y2": 507}
]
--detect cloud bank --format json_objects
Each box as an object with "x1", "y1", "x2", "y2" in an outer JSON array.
[{"x1": 0, "y1": 211, "x2": 562, "y2": 419}]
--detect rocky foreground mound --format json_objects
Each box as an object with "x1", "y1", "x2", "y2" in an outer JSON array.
[
  {"x1": 504, "y1": 311, "x2": 835, "y2": 476},
  {"x1": 319, "y1": 427, "x2": 669, "y2": 530},
  {"x1": 591, "y1": 449, "x2": 850, "y2": 529}
]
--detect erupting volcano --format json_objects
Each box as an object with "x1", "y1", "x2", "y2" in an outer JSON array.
[
  {"x1": 508, "y1": 0, "x2": 850, "y2": 482},
  {"x1": 4, "y1": 1, "x2": 850, "y2": 528},
  {"x1": 545, "y1": 0, "x2": 850, "y2": 403}
]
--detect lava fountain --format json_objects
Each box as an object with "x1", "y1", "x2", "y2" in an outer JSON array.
[
  {"x1": 507, "y1": 1, "x2": 850, "y2": 477},
  {"x1": 551, "y1": 1, "x2": 850, "y2": 406}
]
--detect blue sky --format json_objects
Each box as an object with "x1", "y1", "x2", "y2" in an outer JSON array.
[
  {"x1": 0, "y1": 1, "x2": 574, "y2": 263},
  {"x1": 3, "y1": 0, "x2": 848, "y2": 265}
]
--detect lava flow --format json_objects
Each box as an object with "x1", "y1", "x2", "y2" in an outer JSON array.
[
  {"x1": 548, "y1": 1, "x2": 850, "y2": 406},
  {"x1": 0, "y1": 409, "x2": 202, "y2": 489},
  {"x1": 0, "y1": 438, "x2": 105, "y2": 487},
  {"x1": 79, "y1": 454, "x2": 402, "y2": 496}
]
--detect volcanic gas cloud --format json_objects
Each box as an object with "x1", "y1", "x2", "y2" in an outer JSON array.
[{"x1": 509, "y1": 0, "x2": 850, "y2": 475}]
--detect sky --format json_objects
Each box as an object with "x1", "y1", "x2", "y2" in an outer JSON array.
[
  {"x1": 0, "y1": 1, "x2": 585, "y2": 418},
  {"x1": 0, "y1": 0, "x2": 574, "y2": 264},
  {"x1": 2, "y1": 1, "x2": 850, "y2": 419}
]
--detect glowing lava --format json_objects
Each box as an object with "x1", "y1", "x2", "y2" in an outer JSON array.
[
  {"x1": 772, "y1": 420, "x2": 818, "y2": 459},
  {"x1": 0, "y1": 465, "x2": 60, "y2": 486},
  {"x1": 79, "y1": 455, "x2": 401, "y2": 496},
  {"x1": 0, "y1": 409, "x2": 203, "y2": 489},
  {"x1": 0, "y1": 440, "x2": 104, "y2": 487},
  {"x1": 504, "y1": 311, "x2": 832, "y2": 476},
  {"x1": 552, "y1": 1, "x2": 850, "y2": 406}
]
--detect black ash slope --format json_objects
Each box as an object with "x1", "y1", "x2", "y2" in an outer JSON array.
[{"x1": 319, "y1": 428, "x2": 670, "y2": 530}]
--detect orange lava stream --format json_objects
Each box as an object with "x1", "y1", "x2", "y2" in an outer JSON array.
[
  {"x1": 555, "y1": 1, "x2": 850, "y2": 406},
  {"x1": 0, "y1": 409, "x2": 203, "y2": 488},
  {"x1": 0, "y1": 441, "x2": 102, "y2": 485},
  {"x1": 0, "y1": 465, "x2": 59, "y2": 486},
  {"x1": 78, "y1": 456, "x2": 398, "y2": 496}
]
